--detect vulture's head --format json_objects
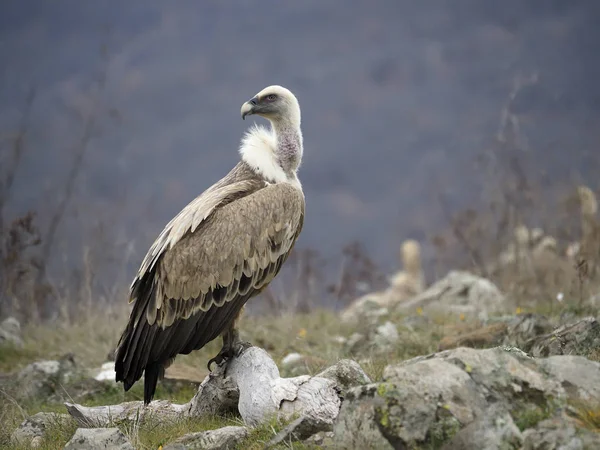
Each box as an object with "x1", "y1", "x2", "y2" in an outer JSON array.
[{"x1": 241, "y1": 85, "x2": 300, "y2": 127}]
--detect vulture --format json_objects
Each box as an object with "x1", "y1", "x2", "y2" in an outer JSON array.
[{"x1": 114, "y1": 85, "x2": 306, "y2": 404}]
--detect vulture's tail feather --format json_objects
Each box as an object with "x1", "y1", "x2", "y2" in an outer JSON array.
[{"x1": 144, "y1": 362, "x2": 163, "y2": 404}]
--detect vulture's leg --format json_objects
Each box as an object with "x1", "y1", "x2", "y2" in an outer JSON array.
[{"x1": 207, "y1": 308, "x2": 252, "y2": 371}]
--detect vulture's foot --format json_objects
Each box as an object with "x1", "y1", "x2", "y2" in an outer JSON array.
[
  {"x1": 207, "y1": 328, "x2": 253, "y2": 372},
  {"x1": 207, "y1": 347, "x2": 231, "y2": 372},
  {"x1": 232, "y1": 339, "x2": 253, "y2": 357}
]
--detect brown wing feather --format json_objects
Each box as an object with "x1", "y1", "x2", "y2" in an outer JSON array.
[{"x1": 115, "y1": 182, "x2": 304, "y2": 402}]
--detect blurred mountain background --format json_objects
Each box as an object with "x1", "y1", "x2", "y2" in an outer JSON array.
[{"x1": 2, "y1": 0, "x2": 600, "y2": 313}]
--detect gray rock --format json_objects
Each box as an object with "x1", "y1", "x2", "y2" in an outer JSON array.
[
  {"x1": 317, "y1": 359, "x2": 371, "y2": 393},
  {"x1": 64, "y1": 428, "x2": 134, "y2": 450},
  {"x1": 527, "y1": 317, "x2": 600, "y2": 358},
  {"x1": 340, "y1": 293, "x2": 389, "y2": 324},
  {"x1": 395, "y1": 271, "x2": 508, "y2": 319},
  {"x1": 522, "y1": 414, "x2": 600, "y2": 450},
  {"x1": 539, "y1": 355, "x2": 600, "y2": 402},
  {"x1": 332, "y1": 384, "x2": 394, "y2": 450},
  {"x1": 302, "y1": 431, "x2": 335, "y2": 447},
  {"x1": 93, "y1": 361, "x2": 117, "y2": 382},
  {"x1": 332, "y1": 346, "x2": 600, "y2": 449},
  {"x1": 11, "y1": 412, "x2": 71, "y2": 446},
  {"x1": 345, "y1": 323, "x2": 400, "y2": 356},
  {"x1": 402, "y1": 314, "x2": 432, "y2": 331},
  {"x1": 281, "y1": 352, "x2": 305, "y2": 369},
  {"x1": 266, "y1": 415, "x2": 333, "y2": 447},
  {"x1": 504, "y1": 313, "x2": 553, "y2": 349},
  {"x1": 372, "y1": 321, "x2": 399, "y2": 350},
  {"x1": 17, "y1": 353, "x2": 78, "y2": 399},
  {"x1": 163, "y1": 426, "x2": 248, "y2": 450},
  {"x1": 345, "y1": 332, "x2": 367, "y2": 353},
  {"x1": 0, "y1": 316, "x2": 23, "y2": 348},
  {"x1": 441, "y1": 405, "x2": 523, "y2": 450}
]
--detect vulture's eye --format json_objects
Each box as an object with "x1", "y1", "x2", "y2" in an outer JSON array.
[{"x1": 266, "y1": 94, "x2": 277, "y2": 101}]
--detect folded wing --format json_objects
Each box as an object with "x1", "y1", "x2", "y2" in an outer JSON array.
[{"x1": 114, "y1": 181, "x2": 305, "y2": 401}]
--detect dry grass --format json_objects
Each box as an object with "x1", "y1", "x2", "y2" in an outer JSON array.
[
  {"x1": 569, "y1": 400, "x2": 600, "y2": 433},
  {"x1": 0, "y1": 302, "x2": 484, "y2": 449}
]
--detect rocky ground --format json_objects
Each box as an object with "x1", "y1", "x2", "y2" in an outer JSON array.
[{"x1": 0, "y1": 272, "x2": 599, "y2": 449}]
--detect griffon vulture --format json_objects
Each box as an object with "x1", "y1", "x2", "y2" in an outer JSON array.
[{"x1": 114, "y1": 85, "x2": 305, "y2": 404}]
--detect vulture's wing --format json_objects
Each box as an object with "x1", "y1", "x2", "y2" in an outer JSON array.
[{"x1": 115, "y1": 182, "x2": 304, "y2": 402}]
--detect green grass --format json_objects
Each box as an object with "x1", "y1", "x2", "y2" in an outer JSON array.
[
  {"x1": 0, "y1": 344, "x2": 39, "y2": 373},
  {"x1": 512, "y1": 404, "x2": 553, "y2": 431}
]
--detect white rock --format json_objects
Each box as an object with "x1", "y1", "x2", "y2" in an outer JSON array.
[
  {"x1": 332, "y1": 335, "x2": 347, "y2": 345},
  {"x1": 317, "y1": 359, "x2": 372, "y2": 391},
  {"x1": 0, "y1": 316, "x2": 23, "y2": 347},
  {"x1": 373, "y1": 321, "x2": 399, "y2": 349},
  {"x1": 64, "y1": 428, "x2": 134, "y2": 450},
  {"x1": 17, "y1": 358, "x2": 75, "y2": 399},
  {"x1": 93, "y1": 362, "x2": 117, "y2": 382},
  {"x1": 11, "y1": 412, "x2": 71, "y2": 446},
  {"x1": 281, "y1": 353, "x2": 305, "y2": 368},
  {"x1": 66, "y1": 346, "x2": 342, "y2": 432},
  {"x1": 396, "y1": 271, "x2": 508, "y2": 318},
  {"x1": 163, "y1": 425, "x2": 248, "y2": 450}
]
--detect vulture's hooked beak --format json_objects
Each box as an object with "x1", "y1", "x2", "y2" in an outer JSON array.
[{"x1": 241, "y1": 96, "x2": 259, "y2": 120}]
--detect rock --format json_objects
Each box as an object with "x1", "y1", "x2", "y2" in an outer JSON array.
[
  {"x1": 17, "y1": 353, "x2": 78, "y2": 399},
  {"x1": 521, "y1": 413, "x2": 600, "y2": 450},
  {"x1": 66, "y1": 400, "x2": 189, "y2": 428},
  {"x1": 11, "y1": 412, "x2": 71, "y2": 446},
  {"x1": 395, "y1": 271, "x2": 509, "y2": 319},
  {"x1": 266, "y1": 415, "x2": 333, "y2": 447},
  {"x1": 163, "y1": 426, "x2": 248, "y2": 450},
  {"x1": 344, "y1": 324, "x2": 399, "y2": 356},
  {"x1": 438, "y1": 322, "x2": 508, "y2": 351},
  {"x1": 64, "y1": 428, "x2": 134, "y2": 450},
  {"x1": 281, "y1": 352, "x2": 305, "y2": 368},
  {"x1": 93, "y1": 361, "x2": 116, "y2": 382},
  {"x1": 332, "y1": 335, "x2": 347, "y2": 345},
  {"x1": 340, "y1": 293, "x2": 389, "y2": 324},
  {"x1": 345, "y1": 323, "x2": 400, "y2": 356},
  {"x1": 402, "y1": 314, "x2": 432, "y2": 331},
  {"x1": 317, "y1": 359, "x2": 371, "y2": 392},
  {"x1": 345, "y1": 332, "x2": 367, "y2": 353},
  {"x1": 504, "y1": 313, "x2": 553, "y2": 349},
  {"x1": 332, "y1": 346, "x2": 600, "y2": 449},
  {"x1": 526, "y1": 317, "x2": 600, "y2": 358},
  {"x1": 0, "y1": 316, "x2": 23, "y2": 348},
  {"x1": 539, "y1": 355, "x2": 600, "y2": 402},
  {"x1": 280, "y1": 353, "x2": 328, "y2": 376},
  {"x1": 441, "y1": 405, "x2": 523, "y2": 450},
  {"x1": 67, "y1": 346, "x2": 341, "y2": 430},
  {"x1": 373, "y1": 321, "x2": 399, "y2": 350},
  {"x1": 302, "y1": 431, "x2": 334, "y2": 447}
]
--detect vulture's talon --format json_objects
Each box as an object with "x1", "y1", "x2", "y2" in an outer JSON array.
[
  {"x1": 207, "y1": 351, "x2": 228, "y2": 372},
  {"x1": 233, "y1": 341, "x2": 253, "y2": 357},
  {"x1": 207, "y1": 356, "x2": 219, "y2": 372},
  {"x1": 207, "y1": 341, "x2": 252, "y2": 371}
]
